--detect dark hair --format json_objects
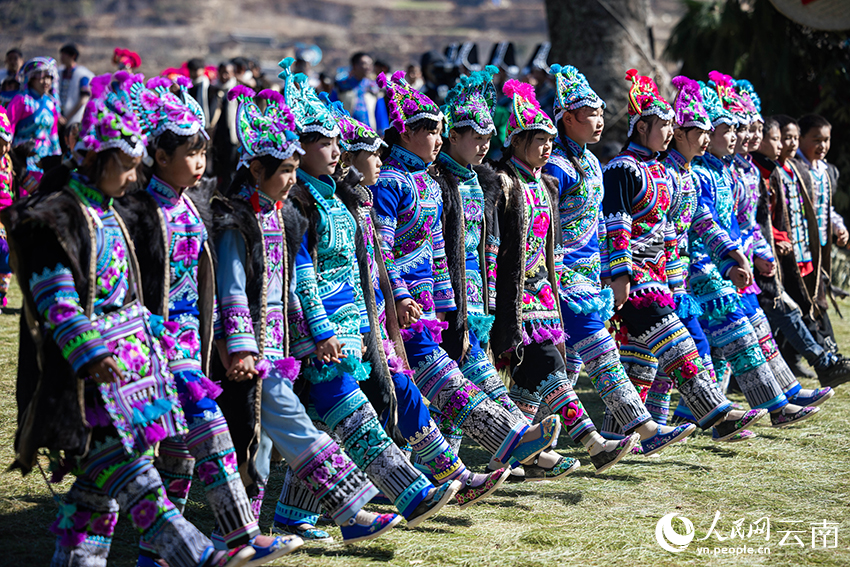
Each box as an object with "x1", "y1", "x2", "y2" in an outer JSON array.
[
  {"x1": 60, "y1": 44, "x2": 79, "y2": 60},
  {"x1": 762, "y1": 117, "x2": 780, "y2": 135},
  {"x1": 497, "y1": 129, "x2": 539, "y2": 169},
  {"x1": 78, "y1": 148, "x2": 122, "y2": 184},
  {"x1": 668, "y1": 125, "x2": 698, "y2": 153},
  {"x1": 773, "y1": 114, "x2": 798, "y2": 132},
  {"x1": 623, "y1": 115, "x2": 660, "y2": 152},
  {"x1": 187, "y1": 58, "x2": 205, "y2": 73},
  {"x1": 227, "y1": 154, "x2": 294, "y2": 196},
  {"x1": 381, "y1": 118, "x2": 440, "y2": 160},
  {"x1": 299, "y1": 131, "x2": 327, "y2": 145},
  {"x1": 440, "y1": 125, "x2": 473, "y2": 153},
  {"x1": 350, "y1": 52, "x2": 371, "y2": 66},
  {"x1": 798, "y1": 114, "x2": 831, "y2": 137},
  {"x1": 138, "y1": 130, "x2": 209, "y2": 186},
  {"x1": 231, "y1": 57, "x2": 249, "y2": 71},
  {"x1": 6, "y1": 48, "x2": 22, "y2": 58},
  {"x1": 556, "y1": 116, "x2": 585, "y2": 183}
]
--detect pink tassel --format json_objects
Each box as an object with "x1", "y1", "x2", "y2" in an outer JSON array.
[
  {"x1": 201, "y1": 376, "x2": 223, "y2": 400},
  {"x1": 391, "y1": 70, "x2": 406, "y2": 83},
  {"x1": 255, "y1": 358, "x2": 271, "y2": 380},
  {"x1": 376, "y1": 72, "x2": 387, "y2": 89},
  {"x1": 256, "y1": 89, "x2": 285, "y2": 105},
  {"x1": 145, "y1": 76, "x2": 172, "y2": 90},
  {"x1": 228, "y1": 84, "x2": 256, "y2": 101},
  {"x1": 185, "y1": 380, "x2": 205, "y2": 403},
  {"x1": 276, "y1": 357, "x2": 302, "y2": 383},
  {"x1": 144, "y1": 421, "x2": 167, "y2": 444},
  {"x1": 502, "y1": 79, "x2": 539, "y2": 109},
  {"x1": 90, "y1": 74, "x2": 112, "y2": 99},
  {"x1": 173, "y1": 75, "x2": 192, "y2": 88},
  {"x1": 672, "y1": 75, "x2": 702, "y2": 100},
  {"x1": 163, "y1": 321, "x2": 180, "y2": 334},
  {"x1": 708, "y1": 70, "x2": 734, "y2": 88}
]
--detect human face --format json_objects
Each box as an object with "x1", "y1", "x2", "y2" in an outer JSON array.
[
  {"x1": 300, "y1": 136, "x2": 340, "y2": 178},
  {"x1": 155, "y1": 139, "x2": 207, "y2": 189},
  {"x1": 799, "y1": 125, "x2": 830, "y2": 164},
  {"x1": 758, "y1": 126, "x2": 782, "y2": 161},
  {"x1": 514, "y1": 131, "x2": 554, "y2": 169},
  {"x1": 734, "y1": 126, "x2": 751, "y2": 155},
  {"x1": 218, "y1": 64, "x2": 233, "y2": 84},
  {"x1": 447, "y1": 128, "x2": 491, "y2": 167},
  {"x1": 779, "y1": 123, "x2": 800, "y2": 163},
  {"x1": 352, "y1": 56, "x2": 373, "y2": 81},
  {"x1": 349, "y1": 150, "x2": 382, "y2": 186},
  {"x1": 5, "y1": 52, "x2": 22, "y2": 74},
  {"x1": 255, "y1": 156, "x2": 299, "y2": 202},
  {"x1": 29, "y1": 71, "x2": 52, "y2": 96},
  {"x1": 708, "y1": 123, "x2": 736, "y2": 158},
  {"x1": 640, "y1": 117, "x2": 673, "y2": 153},
  {"x1": 97, "y1": 151, "x2": 142, "y2": 198},
  {"x1": 673, "y1": 127, "x2": 710, "y2": 162},
  {"x1": 0, "y1": 138, "x2": 10, "y2": 158},
  {"x1": 748, "y1": 122, "x2": 763, "y2": 154},
  {"x1": 562, "y1": 106, "x2": 604, "y2": 146},
  {"x1": 402, "y1": 122, "x2": 443, "y2": 163}
]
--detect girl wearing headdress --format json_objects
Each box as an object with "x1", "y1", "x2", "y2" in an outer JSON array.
[
  {"x1": 115, "y1": 75, "x2": 302, "y2": 565},
  {"x1": 0, "y1": 104, "x2": 18, "y2": 308},
  {"x1": 211, "y1": 84, "x2": 397, "y2": 545},
  {"x1": 4, "y1": 72, "x2": 253, "y2": 567},
  {"x1": 372, "y1": 70, "x2": 560, "y2": 476}
]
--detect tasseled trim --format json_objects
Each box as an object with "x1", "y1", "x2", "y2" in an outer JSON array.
[
  {"x1": 521, "y1": 318, "x2": 567, "y2": 346},
  {"x1": 675, "y1": 293, "x2": 704, "y2": 319},
  {"x1": 467, "y1": 313, "x2": 495, "y2": 344},
  {"x1": 562, "y1": 288, "x2": 615, "y2": 321},
  {"x1": 303, "y1": 356, "x2": 372, "y2": 384},
  {"x1": 130, "y1": 398, "x2": 174, "y2": 445},
  {"x1": 178, "y1": 374, "x2": 225, "y2": 407},
  {"x1": 382, "y1": 338, "x2": 413, "y2": 377},
  {"x1": 255, "y1": 357, "x2": 302, "y2": 383},
  {"x1": 400, "y1": 318, "x2": 450, "y2": 344},
  {"x1": 629, "y1": 288, "x2": 676, "y2": 310},
  {"x1": 699, "y1": 293, "x2": 740, "y2": 323}
]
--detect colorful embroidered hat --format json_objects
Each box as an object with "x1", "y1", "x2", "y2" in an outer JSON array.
[
  {"x1": 113, "y1": 48, "x2": 142, "y2": 70},
  {"x1": 78, "y1": 72, "x2": 147, "y2": 157},
  {"x1": 734, "y1": 79, "x2": 763, "y2": 123},
  {"x1": 671, "y1": 75, "x2": 712, "y2": 131},
  {"x1": 130, "y1": 75, "x2": 207, "y2": 142},
  {"x1": 17, "y1": 57, "x2": 59, "y2": 92},
  {"x1": 625, "y1": 69, "x2": 674, "y2": 137},
  {"x1": 549, "y1": 63, "x2": 605, "y2": 122},
  {"x1": 698, "y1": 80, "x2": 737, "y2": 128},
  {"x1": 318, "y1": 92, "x2": 385, "y2": 153},
  {"x1": 502, "y1": 79, "x2": 556, "y2": 147},
  {"x1": 228, "y1": 85, "x2": 304, "y2": 170},
  {"x1": 278, "y1": 57, "x2": 340, "y2": 138},
  {"x1": 0, "y1": 104, "x2": 11, "y2": 143},
  {"x1": 377, "y1": 70, "x2": 443, "y2": 133},
  {"x1": 442, "y1": 65, "x2": 498, "y2": 136},
  {"x1": 708, "y1": 71, "x2": 749, "y2": 126}
]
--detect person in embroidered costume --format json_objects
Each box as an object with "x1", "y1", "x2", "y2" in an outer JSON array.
[
  {"x1": 685, "y1": 79, "x2": 828, "y2": 427},
  {"x1": 539, "y1": 63, "x2": 708, "y2": 462},
  {"x1": 211, "y1": 84, "x2": 398, "y2": 546},
  {"x1": 114, "y1": 75, "x2": 302, "y2": 566},
  {"x1": 276, "y1": 58, "x2": 461, "y2": 535},
  {"x1": 372, "y1": 69, "x2": 561, "y2": 478},
  {"x1": 599, "y1": 69, "x2": 750, "y2": 449},
  {"x1": 4, "y1": 72, "x2": 254, "y2": 567},
  {"x1": 6, "y1": 56, "x2": 62, "y2": 192},
  {"x1": 0, "y1": 103, "x2": 16, "y2": 308}
]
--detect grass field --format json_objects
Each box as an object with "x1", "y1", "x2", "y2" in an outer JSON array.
[{"x1": 1, "y1": 283, "x2": 849, "y2": 566}]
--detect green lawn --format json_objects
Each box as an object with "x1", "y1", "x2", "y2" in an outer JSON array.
[{"x1": 1, "y1": 283, "x2": 849, "y2": 566}]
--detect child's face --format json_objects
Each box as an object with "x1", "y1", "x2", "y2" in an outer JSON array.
[
  {"x1": 674, "y1": 127, "x2": 710, "y2": 160},
  {"x1": 758, "y1": 126, "x2": 782, "y2": 161},
  {"x1": 748, "y1": 122, "x2": 763, "y2": 154},
  {"x1": 514, "y1": 131, "x2": 554, "y2": 169},
  {"x1": 155, "y1": 140, "x2": 207, "y2": 189},
  {"x1": 799, "y1": 125, "x2": 831, "y2": 163},
  {"x1": 448, "y1": 128, "x2": 491, "y2": 167},
  {"x1": 257, "y1": 156, "x2": 299, "y2": 202},
  {"x1": 734, "y1": 126, "x2": 751, "y2": 155},
  {"x1": 402, "y1": 122, "x2": 443, "y2": 163},
  {"x1": 97, "y1": 152, "x2": 142, "y2": 198},
  {"x1": 640, "y1": 117, "x2": 673, "y2": 153},
  {"x1": 0, "y1": 138, "x2": 9, "y2": 157},
  {"x1": 300, "y1": 136, "x2": 340, "y2": 178},
  {"x1": 563, "y1": 106, "x2": 605, "y2": 146},
  {"x1": 65, "y1": 124, "x2": 80, "y2": 151},
  {"x1": 708, "y1": 123, "x2": 736, "y2": 158},
  {"x1": 350, "y1": 150, "x2": 382, "y2": 187},
  {"x1": 779, "y1": 123, "x2": 799, "y2": 161}
]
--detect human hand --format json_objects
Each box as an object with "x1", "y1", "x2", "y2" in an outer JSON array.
[
  {"x1": 227, "y1": 351, "x2": 258, "y2": 381},
  {"x1": 836, "y1": 228, "x2": 849, "y2": 248},
  {"x1": 316, "y1": 336, "x2": 344, "y2": 364},
  {"x1": 396, "y1": 298, "x2": 422, "y2": 329},
  {"x1": 775, "y1": 241, "x2": 793, "y2": 256},
  {"x1": 729, "y1": 266, "x2": 753, "y2": 289},
  {"x1": 754, "y1": 257, "x2": 776, "y2": 277},
  {"x1": 87, "y1": 356, "x2": 124, "y2": 383},
  {"x1": 609, "y1": 276, "x2": 631, "y2": 311}
]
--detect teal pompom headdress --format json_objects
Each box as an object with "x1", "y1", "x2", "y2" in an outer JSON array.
[
  {"x1": 734, "y1": 79, "x2": 763, "y2": 124},
  {"x1": 550, "y1": 63, "x2": 605, "y2": 121},
  {"x1": 698, "y1": 80, "x2": 737, "y2": 128},
  {"x1": 442, "y1": 65, "x2": 498, "y2": 136},
  {"x1": 278, "y1": 57, "x2": 341, "y2": 138},
  {"x1": 318, "y1": 92, "x2": 386, "y2": 154}
]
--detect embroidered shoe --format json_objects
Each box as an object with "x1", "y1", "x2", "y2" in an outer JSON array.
[
  {"x1": 640, "y1": 423, "x2": 696, "y2": 457},
  {"x1": 711, "y1": 409, "x2": 768, "y2": 442},
  {"x1": 340, "y1": 512, "x2": 402, "y2": 545},
  {"x1": 770, "y1": 406, "x2": 819, "y2": 428},
  {"x1": 455, "y1": 468, "x2": 510, "y2": 509},
  {"x1": 271, "y1": 522, "x2": 334, "y2": 543},
  {"x1": 405, "y1": 480, "x2": 462, "y2": 529},
  {"x1": 510, "y1": 415, "x2": 561, "y2": 465},
  {"x1": 788, "y1": 387, "x2": 834, "y2": 408},
  {"x1": 245, "y1": 535, "x2": 303, "y2": 566},
  {"x1": 487, "y1": 464, "x2": 526, "y2": 483},
  {"x1": 591, "y1": 433, "x2": 640, "y2": 474},
  {"x1": 524, "y1": 455, "x2": 580, "y2": 481},
  {"x1": 197, "y1": 545, "x2": 255, "y2": 567}
]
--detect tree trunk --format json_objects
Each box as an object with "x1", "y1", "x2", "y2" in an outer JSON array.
[{"x1": 544, "y1": 0, "x2": 668, "y2": 148}]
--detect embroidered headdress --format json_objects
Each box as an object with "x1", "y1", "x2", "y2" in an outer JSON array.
[
  {"x1": 0, "y1": 105, "x2": 11, "y2": 143},
  {"x1": 377, "y1": 70, "x2": 443, "y2": 133},
  {"x1": 318, "y1": 92, "x2": 385, "y2": 153},
  {"x1": 78, "y1": 72, "x2": 147, "y2": 157},
  {"x1": 708, "y1": 70, "x2": 749, "y2": 126},
  {"x1": 17, "y1": 57, "x2": 59, "y2": 92},
  {"x1": 625, "y1": 69, "x2": 674, "y2": 137},
  {"x1": 671, "y1": 75, "x2": 712, "y2": 131},
  {"x1": 278, "y1": 57, "x2": 340, "y2": 138},
  {"x1": 698, "y1": 80, "x2": 737, "y2": 128},
  {"x1": 113, "y1": 48, "x2": 142, "y2": 70},
  {"x1": 734, "y1": 79, "x2": 763, "y2": 124},
  {"x1": 129, "y1": 75, "x2": 207, "y2": 141},
  {"x1": 228, "y1": 85, "x2": 304, "y2": 170},
  {"x1": 550, "y1": 63, "x2": 605, "y2": 122},
  {"x1": 502, "y1": 79, "x2": 556, "y2": 147},
  {"x1": 442, "y1": 65, "x2": 498, "y2": 136}
]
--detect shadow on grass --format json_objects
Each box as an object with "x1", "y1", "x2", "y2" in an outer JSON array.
[
  {"x1": 300, "y1": 544, "x2": 396, "y2": 561},
  {"x1": 429, "y1": 514, "x2": 473, "y2": 527}
]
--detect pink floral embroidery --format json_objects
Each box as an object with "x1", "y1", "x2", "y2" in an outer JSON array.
[
  {"x1": 539, "y1": 286, "x2": 555, "y2": 309},
  {"x1": 222, "y1": 452, "x2": 238, "y2": 474},
  {"x1": 197, "y1": 460, "x2": 220, "y2": 484},
  {"x1": 130, "y1": 499, "x2": 158, "y2": 530},
  {"x1": 168, "y1": 478, "x2": 192, "y2": 496},
  {"x1": 90, "y1": 513, "x2": 119, "y2": 536},
  {"x1": 681, "y1": 361, "x2": 699, "y2": 379},
  {"x1": 532, "y1": 212, "x2": 549, "y2": 239},
  {"x1": 173, "y1": 236, "x2": 200, "y2": 266}
]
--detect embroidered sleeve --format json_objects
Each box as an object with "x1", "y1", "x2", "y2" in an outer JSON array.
[
  {"x1": 691, "y1": 171, "x2": 740, "y2": 278},
  {"x1": 294, "y1": 232, "x2": 335, "y2": 343},
  {"x1": 485, "y1": 213, "x2": 500, "y2": 313},
  {"x1": 372, "y1": 176, "x2": 413, "y2": 303},
  {"x1": 664, "y1": 217, "x2": 684, "y2": 289},
  {"x1": 6, "y1": 94, "x2": 35, "y2": 129},
  {"x1": 212, "y1": 293, "x2": 223, "y2": 340},
  {"x1": 350, "y1": 248, "x2": 370, "y2": 334},
  {"x1": 431, "y1": 205, "x2": 456, "y2": 312},
  {"x1": 601, "y1": 165, "x2": 637, "y2": 280},
  {"x1": 752, "y1": 223, "x2": 775, "y2": 262},
  {"x1": 831, "y1": 207, "x2": 847, "y2": 235},
  {"x1": 29, "y1": 263, "x2": 110, "y2": 374},
  {"x1": 214, "y1": 229, "x2": 258, "y2": 355}
]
